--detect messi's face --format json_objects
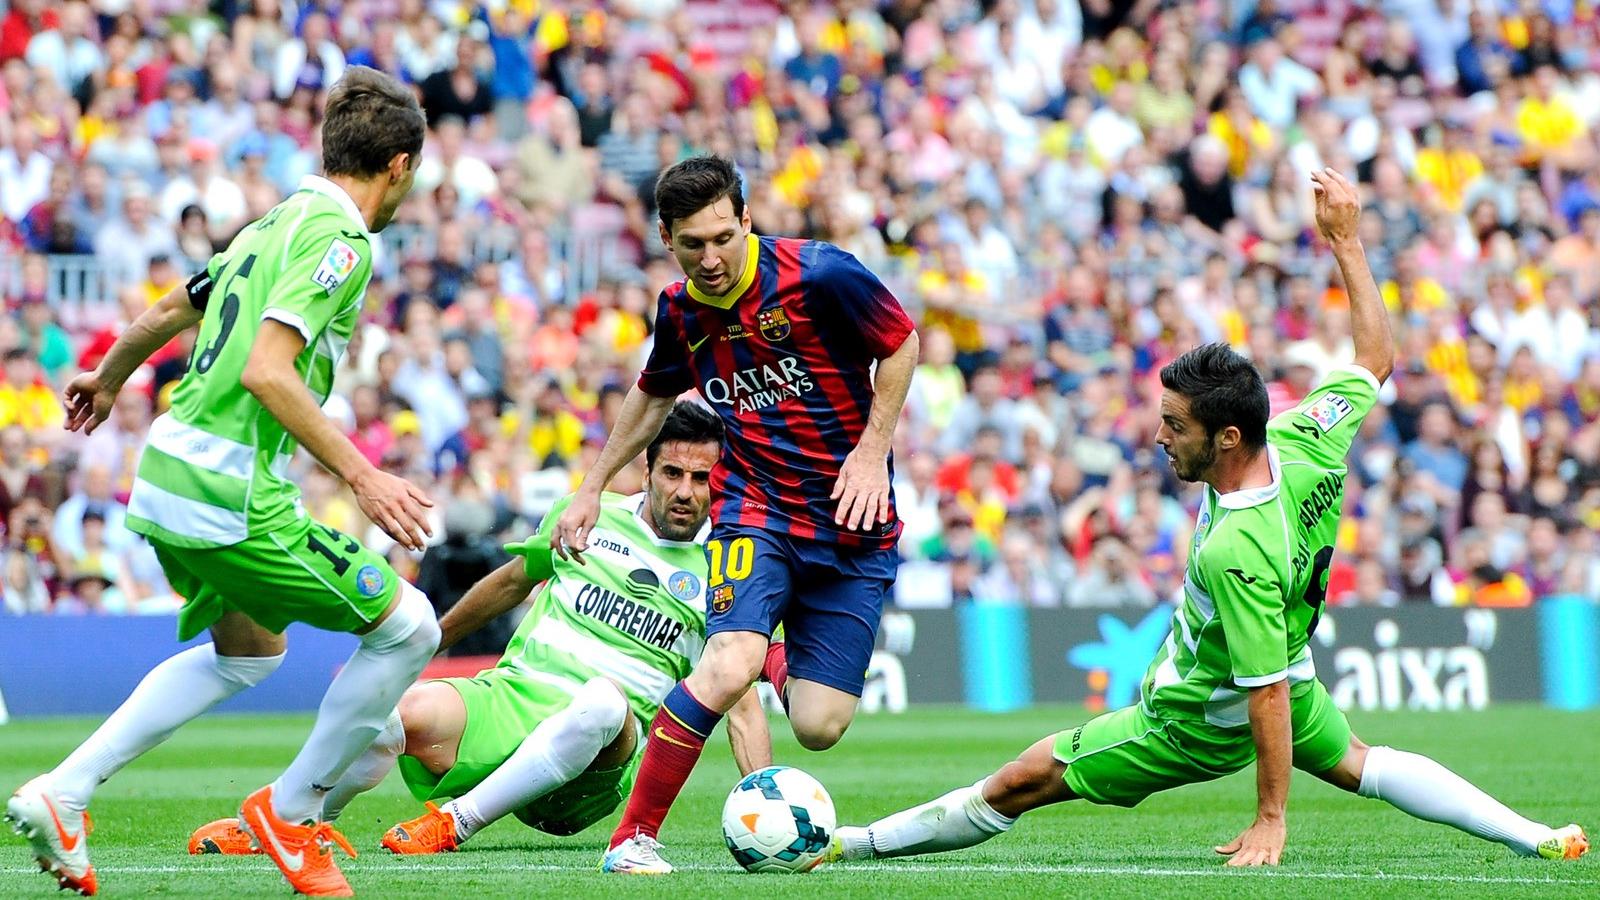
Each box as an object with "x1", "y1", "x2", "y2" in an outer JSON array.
[
  {"x1": 660, "y1": 197, "x2": 751, "y2": 295},
  {"x1": 646, "y1": 440, "x2": 719, "y2": 542},
  {"x1": 1154, "y1": 391, "x2": 1216, "y2": 483}
]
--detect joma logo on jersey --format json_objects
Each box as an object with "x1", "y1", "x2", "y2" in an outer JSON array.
[
  {"x1": 702, "y1": 356, "x2": 815, "y2": 414},
  {"x1": 592, "y1": 536, "x2": 630, "y2": 556},
  {"x1": 1297, "y1": 471, "x2": 1345, "y2": 530},
  {"x1": 758, "y1": 307, "x2": 792, "y2": 341}
]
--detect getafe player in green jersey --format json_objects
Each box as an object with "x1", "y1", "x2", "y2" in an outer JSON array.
[
  {"x1": 826, "y1": 169, "x2": 1589, "y2": 868},
  {"x1": 7, "y1": 68, "x2": 439, "y2": 898},
  {"x1": 188, "y1": 402, "x2": 771, "y2": 855}
]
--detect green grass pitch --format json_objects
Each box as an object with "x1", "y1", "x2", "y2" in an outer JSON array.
[{"x1": 3, "y1": 704, "x2": 1595, "y2": 898}]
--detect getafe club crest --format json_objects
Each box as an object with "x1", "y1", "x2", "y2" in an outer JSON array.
[{"x1": 758, "y1": 306, "x2": 792, "y2": 341}]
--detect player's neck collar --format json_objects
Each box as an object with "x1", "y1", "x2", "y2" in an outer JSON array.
[
  {"x1": 299, "y1": 175, "x2": 369, "y2": 235},
  {"x1": 1210, "y1": 444, "x2": 1282, "y2": 510},
  {"x1": 685, "y1": 234, "x2": 760, "y2": 309}
]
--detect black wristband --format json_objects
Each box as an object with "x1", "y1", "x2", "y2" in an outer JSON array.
[{"x1": 185, "y1": 269, "x2": 214, "y2": 312}]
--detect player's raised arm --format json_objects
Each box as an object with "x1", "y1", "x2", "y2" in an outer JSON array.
[
  {"x1": 63, "y1": 279, "x2": 206, "y2": 434},
  {"x1": 1312, "y1": 168, "x2": 1394, "y2": 383}
]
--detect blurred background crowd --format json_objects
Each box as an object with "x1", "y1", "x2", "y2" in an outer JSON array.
[{"x1": 1, "y1": 0, "x2": 1599, "y2": 624}]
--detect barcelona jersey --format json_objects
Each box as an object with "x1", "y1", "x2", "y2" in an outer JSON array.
[{"x1": 637, "y1": 235, "x2": 915, "y2": 549}]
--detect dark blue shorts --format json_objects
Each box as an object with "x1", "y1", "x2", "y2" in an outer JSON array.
[{"x1": 704, "y1": 524, "x2": 898, "y2": 696}]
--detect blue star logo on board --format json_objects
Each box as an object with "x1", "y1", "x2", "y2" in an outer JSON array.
[
  {"x1": 1066, "y1": 607, "x2": 1172, "y2": 708},
  {"x1": 356, "y1": 564, "x2": 387, "y2": 598},
  {"x1": 667, "y1": 570, "x2": 701, "y2": 601}
]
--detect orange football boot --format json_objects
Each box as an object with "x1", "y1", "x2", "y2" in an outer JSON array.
[
  {"x1": 381, "y1": 802, "x2": 460, "y2": 855},
  {"x1": 238, "y1": 786, "x2": 357, "y2": 897},
  {"x1": 189, "y1": 818, "x2": 262, "y2": 855}
]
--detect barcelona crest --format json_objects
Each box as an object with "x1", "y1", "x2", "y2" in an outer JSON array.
[
  {"x1": 711, "y1": 583, "x2": 735, "y2": 613},
  {"x1": 757, "y1": 306, "x2": 792, "y2": 342}
]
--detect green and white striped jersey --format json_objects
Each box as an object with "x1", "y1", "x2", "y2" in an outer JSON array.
[
  {"x1": 500, "y1": 492, "x2": 711, "y2": 721},
  {"x1": 1141, "y1": 365, "x2": 1382, "y2": 728},
  {"x1": 127, "y1": 176, "x2": 374, "y2": 548}
]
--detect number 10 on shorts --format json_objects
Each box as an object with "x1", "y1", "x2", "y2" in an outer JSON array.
[{"x1": 707, "y1": 537, "x2": 754, "y2": 586}]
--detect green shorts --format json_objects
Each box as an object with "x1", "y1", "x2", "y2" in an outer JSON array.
[
  {"x1": 155, "y1": 517, "x2": 400, "y2": 642},
  {"x1": 397, "y1": 668, "x2": 643, "y2": 836},
  {"x1": 1052, "y1": 680, "x2": 1352, "y2": 808}
]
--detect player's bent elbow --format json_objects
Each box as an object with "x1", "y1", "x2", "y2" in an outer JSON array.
[{"x1": 1355, "y1": 355, "x2": 1394, "y2": 385}]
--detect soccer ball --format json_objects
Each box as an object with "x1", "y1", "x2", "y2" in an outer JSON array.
[{"x1": 721, "y1": 765, "x2": 836, "y2": 873}]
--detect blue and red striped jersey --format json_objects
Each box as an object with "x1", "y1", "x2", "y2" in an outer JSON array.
[{"x1": 637, "y1": 235, "x2": 915, "y2": 549}]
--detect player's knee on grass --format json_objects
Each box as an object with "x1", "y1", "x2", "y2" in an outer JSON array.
[
  {"x1": 984, "y1": 737, "x2": 1073, "y2": 818},
  {"x1": 1315, "y1": 735, "x2": 1370, "y2": 794}
]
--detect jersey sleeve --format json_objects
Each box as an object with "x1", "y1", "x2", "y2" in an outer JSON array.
[
  {"x1": 809, "y1": 242, "x2": 916, "y2": 358},
  {"x1": 1269, "y1": 363, "x2": 1382, "y2": 467},
  {"x1": 260, "y1": 223, "x2": 372, "y2": 346},
  {"x1": 636, "y1": 290, "x2": 694, "y2": 398},
  {"x1": 504, "y1": 494, "x2": 574, "y2": 583},
  {"x1": 1201, "y1": 533, "x2": 1290, "y2": 687}
]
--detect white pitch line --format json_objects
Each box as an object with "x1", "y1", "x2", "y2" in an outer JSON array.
[{"x1": 2, "y1": 861, "x2": 1591, "y2": 886}]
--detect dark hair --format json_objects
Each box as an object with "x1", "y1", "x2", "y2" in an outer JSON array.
[
  {"x1": 646, "y1": 401, "x2": 725, "y2": 469},
  {"x1": 322, "y1": 66, "x2": 425, "y2": 179},
  {"x1": 1158, "y1": 342, "x2": 1269, "y2": 450},
  {"x1": 655, "y1": 155, "x2": 744, "y2": 234}
]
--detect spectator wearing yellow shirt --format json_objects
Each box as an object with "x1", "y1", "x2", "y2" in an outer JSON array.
[
  {"x1": 0, "y1": 349, "x2": 64, "y2": 435},
  {"x1": 1413, "y1": 119, "x2": 1483, "y2": 213},
  {"x1": 917, "y1": 241, "x2": 993, "y2": 374},
  {"x1": 1515, "y1": 64, "x2": 1591, "y2": 170},
  {"x1": 140, "y1": 254, "x2": 181, "y2": 308},
  {"x1": 505, "y1": 375, "x2": 585, "y2": 467},
  {"x1": 1207, "y1": 86, "x2": 1275, "y2": 180}
]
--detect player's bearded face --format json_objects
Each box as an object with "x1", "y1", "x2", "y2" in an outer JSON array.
[
  {"x1": 661, "y1": 198, "x2": 751, "y2": 295},
  {"x1": 1155, "y1": 393, "x2": 1216, "y2": 482},
  {"x1": 646, "y1": 440, "x2": 719, "y2": 541}
]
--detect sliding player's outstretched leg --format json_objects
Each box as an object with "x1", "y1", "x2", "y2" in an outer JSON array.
[
  {"x1": 1315, "y1": 734, "x2": 1589, "y2": 860},
  {"x1": 830, "y1": 733, "x2": 1069, "y2": 862}
]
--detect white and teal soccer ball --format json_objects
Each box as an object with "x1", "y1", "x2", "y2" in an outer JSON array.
[{"x1": 721, "y1": 765, "x2": 835, "y2": 873}]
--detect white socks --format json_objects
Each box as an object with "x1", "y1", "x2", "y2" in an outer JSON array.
[
  {"x1": 1358, "y1": 745, "x2": 1552, "y2": 856},
  {"x1": 444, "y1": 678, "x2": 628, "y2": 842},
  {"x1": 321, "y1": 709, "x2": 406, "y2": 822},
  {"x1": 847, "y1": 777, "x2": 1016, "y2": 859},
  {"x1": 51, "y1": 645, "x2": 284, "y2": 810},
  {"x1": 272, "y1": 585, "x2": 440, "y2": 823}
]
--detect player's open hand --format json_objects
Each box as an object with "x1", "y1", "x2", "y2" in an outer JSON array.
[
  {"x1": 62, "y1": 371, "x2": 119, "y2": 435},
  {"x1": 1215, "y1": 815, "x2": 1287, "y2": 867},
  {"x1": 832, "y1": 442, "x2": 891, "y2": 532},
  {"x1": 353, "y1": 468, "x2": 434, "y2": 551},
  {"x1": 552, "y1": 488, "x2": 600, "y2": 565},
  {"x1": 1311, "y1": 167, "x2": 1361, "y2": 245}
]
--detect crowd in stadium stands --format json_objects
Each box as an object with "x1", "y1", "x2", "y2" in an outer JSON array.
[{"x1": 2, "y1": 0, "x2": 1599, "y2": 623}]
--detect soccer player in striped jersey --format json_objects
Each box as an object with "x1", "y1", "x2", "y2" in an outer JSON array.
[
  {"x1": 551, "y1": 156, "x2": 920, "y2": 874},
  {"x1": 188, "y1": 402, "x2": 772, "y2": 856},
  {"x1": 6, "y1": 68, "x2": 439, "y2": 897},
  {"x1": 826, "y1": 169, "x2": 1588, "y2": 868}
]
